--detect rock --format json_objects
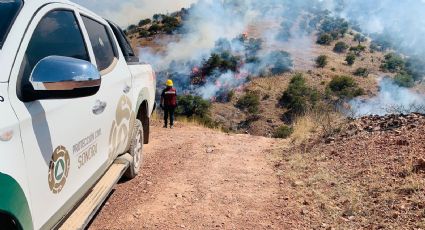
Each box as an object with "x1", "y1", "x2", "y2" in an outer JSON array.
[
  {"x1": 146, "y1": 181, "x2": 153, "y2": 185},
  {"x1": 413, "y1": 158, "x2": 425, "y2": 173},
  {"x1": 291, "y1": 180, "x2": 304, "y2": 187},
  {"x1": 206, "y1": 148, "x2": 214, "y2": 153},
  {"x1": 396, "y1": 139, "x2": 409, "y2": 146},
  {"x1": 325, "y1": 137, "x2": 335, "y2": 144}
]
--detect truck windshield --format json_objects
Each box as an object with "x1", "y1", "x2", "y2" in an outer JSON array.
[{"x1": 0, "y1": 0, "x2": 23, "y2": 49}]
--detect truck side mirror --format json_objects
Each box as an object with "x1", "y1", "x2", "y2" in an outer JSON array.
[{"x1": 27, "y1": 56, "x2": 101, "y2": 101}]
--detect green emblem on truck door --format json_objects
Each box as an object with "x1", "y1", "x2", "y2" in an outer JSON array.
[{"x1": 48, "y1": 146, "x2": 70, "y2": 194}]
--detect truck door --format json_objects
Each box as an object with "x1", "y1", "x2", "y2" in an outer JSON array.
[
  {"x1": 78, "y1": 12, "x2": 134, "y2": 164},
  {"x1": 7, "y1": 5, "x2": 113, "y2": 229}
]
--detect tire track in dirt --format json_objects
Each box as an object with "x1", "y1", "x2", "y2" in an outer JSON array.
[{"x1": 89, "y1": 121, "x2": 286, "y2": 229}]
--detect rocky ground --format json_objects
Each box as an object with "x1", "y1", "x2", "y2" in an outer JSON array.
[
  {"x1": 276, "y1": 113, "x2": 425, "y2": 229},
  {"x1": 89, "y1": 114, "x2": 425, "y2": 229}
]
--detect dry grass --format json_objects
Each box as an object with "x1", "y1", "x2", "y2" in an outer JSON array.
[{"x1": 291, "y1": 106, "x2": 348, "y2": 145}]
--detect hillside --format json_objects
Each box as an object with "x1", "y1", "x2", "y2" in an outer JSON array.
[{"x1": 125, "y1": 3, "x2": 425, "y2": 138}]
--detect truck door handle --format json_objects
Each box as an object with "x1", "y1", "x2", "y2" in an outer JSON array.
[
  {"x1": 92, "y1": 100, "x2": 107, "y2": 115},
  {"x1": 123, "y1": 85, "x2": 131, "y2": 94}
]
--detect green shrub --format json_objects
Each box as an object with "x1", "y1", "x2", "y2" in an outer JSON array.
[
  {"x1": 176, "y1": 95, "x2": 217, "y2": 128},
  {"x1": 370, "y1": 34, "x2": 393, "y2": 52},
  {"x1": 328, "y1": 76, "x2": 364, "y2": 99},
  {"x1": 349, "y1": 45, "x2": 366, "y2": 56},
  {"x1": 406, "y1": 57, "x2": 425, "y2": 81},
  {"x1": 200, "y1": 52, "x2": 240, "y2": 77},
  {"x1": 317, "y1": 33, "x2": 333, "y2": 45},
  {"x1": 280, "y1": 73, "x2": 319, "y2": 115},
  {"x1": 333, "y1": 41, "x2": 349, "y2": 53},
  {"x1": 138, "y1": 30, "x2": 150, "y2": 38},
  {"x1": 345, "y1": 53, "x2": 356, "y2": 66},
  {"x1": 316, "y1": 55, "x2": 328, "y2": 68},
  {"x1": 273, "y1": 125, "x2": 294, "y2": 139},
  {"x1": 354, "y1": 68, "x2": 369, "y2": 77},
  {"x1": 236, "y1": 92, "x2": 260, "y2": 114},
  {"x1": 381, "y1": 53, "x2": 405, "y2": 73},
  {"x1": 227, "y1": 90, "x2": 235, "y2": 102},
  {"x1": 264, "y1": 51, "x2": 293, "y2": 75},
  {"x1": 176, "y1": 95, "x2": 211, "y2": 118},
  {"x1": 148, "y1": 23, "x2": 162, "y2": 33},
  {"x1": 394, "y1": 73, "x2": 415, "y2": 88}
]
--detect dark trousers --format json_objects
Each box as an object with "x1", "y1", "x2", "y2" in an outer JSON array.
[{"x1": 164, "y1": 106, "x2": 175, "y2": 127}]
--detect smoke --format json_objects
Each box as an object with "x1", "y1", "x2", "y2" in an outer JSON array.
[
  {"x1": 139, "y1": 0, "x2": 318, "y2": 99},
  {"x1": 349, "y1": 78, "x2": 425, "y2": 117},
  {"x1": 73, "y1": 0, "x2": 197, "y2": 26},
  {"x1": 337, "y1": 0, "x2": 425, "y2": 58},
  {"x1": 127, "y1": 0, "x2": 425, "y2": 115}
]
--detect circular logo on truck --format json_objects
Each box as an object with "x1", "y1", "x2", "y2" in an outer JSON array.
[{"x1": 48, "y1": 146, "x2": 70, "y2": 194}]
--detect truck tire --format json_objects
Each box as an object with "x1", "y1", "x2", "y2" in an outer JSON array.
[{"x1": 124, "y1": 119, "x2": 143, "y2": 179}]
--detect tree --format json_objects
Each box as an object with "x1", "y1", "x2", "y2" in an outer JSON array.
[
  {"x1": 162, "y1": 16, "x2": 180, "y2": 28},
  {"x1": 354, "y1": 33, "x2": 367, "y2": 44},
  {"x1": 138, "y1": 18, "x2": 152, "y2": 27},
  {"x1": 333, "y1": 41, "x2": 349, "y2": 53},
  {"x1": 317, "y1": 33, "x2": 333, "y2": 45},
  {"x1": 316, "y1": 55, "x2": 328, "y2": 68},
  {"x1": 127, "y1": 24, "x2": 137, "y2": 31},
  {"x1": 345, "y1": 53, "x2": 356, "y2": 66},
  {"x1": 319, "y1": 16, "x2": 349, "y2": 38},
  {"x1": 153, "y1": 14, "x2": 164, "y2": 22}
]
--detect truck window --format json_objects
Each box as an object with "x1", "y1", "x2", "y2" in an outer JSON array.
[
  {"x1": 17, "y1": 10, "x2": 90, "y2": 100},
  {"x1": 0, "y1": 0, "x2": 23, "y2": 49},
  {"x1": 81, "y1": 16, "x2": 117, "y2": 72},
  {"x1": 107, "y1": 20, "x2": 139, "y2": 63}
]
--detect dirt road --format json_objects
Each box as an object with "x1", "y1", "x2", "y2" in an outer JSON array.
[{"x1": 89, "y1": 121, "x2": 286, "y2": 230}]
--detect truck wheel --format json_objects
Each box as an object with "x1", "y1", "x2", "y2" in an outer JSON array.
[{"x1": 124, "y1": 119, "x2": 143, "y2": 179}]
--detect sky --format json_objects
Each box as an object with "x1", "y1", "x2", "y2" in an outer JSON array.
[{"x1": 73, "y1": 0, "x2": 197, "y2": 26}]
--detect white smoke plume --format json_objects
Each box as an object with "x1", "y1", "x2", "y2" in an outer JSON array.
[
  {"x1": 73, "y1": 0, "x2": 197, "y2": 26},
  {"x1": 349, "y1": 78, "x2": 425, "y2": 117},
  {"x1": 78, "y1": 0, "x2": 425, "y2": 115}
]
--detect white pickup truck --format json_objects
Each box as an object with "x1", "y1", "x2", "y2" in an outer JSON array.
[{"x1": 0, "y1": 0, "x2": 156, "y2": 229}]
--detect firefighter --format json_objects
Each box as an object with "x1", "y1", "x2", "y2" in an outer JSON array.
[{"x1": 160, "y1": 79, "x2": 177, "y2": 129}]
